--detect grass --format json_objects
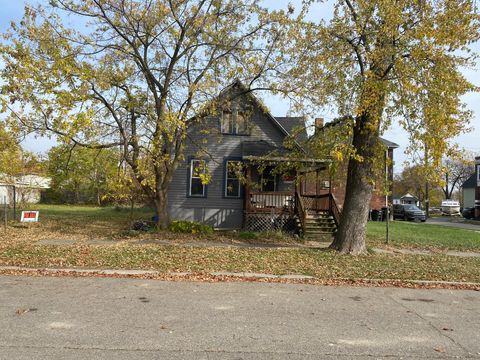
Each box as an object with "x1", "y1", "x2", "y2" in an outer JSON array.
[
  {"x1": 1, "y1": 204, "x2": 298, "y2": 246},
  {"x1": 25, "y1": 204, "x2": 152, "y2": 221},
  {"x1": 367, "y1": 220, "x2": 480, "y2": 251},
  {"x1": 0, "y1": 243, "x2": 479, "y2": 283},
  {"x1": 0, "y1": 204, "x2": 479, "y2": 284},
  {"x1": 11, "y1": 204, "x2": 480, "y2": 251}
]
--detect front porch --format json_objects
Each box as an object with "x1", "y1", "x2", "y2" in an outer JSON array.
[{"x1": 242, "y1": 159, "x2": 341, "y2": 236}]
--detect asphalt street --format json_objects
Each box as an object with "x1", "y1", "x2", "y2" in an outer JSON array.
[
  {"x1": 426, "y1": 217, "x2": 480, "y2": 231},
  {"x1": 0, "y1": 276, "x2": 479, "y2": 359}
]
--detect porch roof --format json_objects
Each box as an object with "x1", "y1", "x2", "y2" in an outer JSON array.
[{"x1": 240, "y1": 140, "x2": 330, "y2": 172}]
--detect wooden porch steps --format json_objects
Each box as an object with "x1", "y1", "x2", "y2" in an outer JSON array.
[{"x1": 302, "y1": 212, "x2": 337, "y2": 239}]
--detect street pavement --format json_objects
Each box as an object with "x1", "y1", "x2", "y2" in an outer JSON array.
[
  {"x1": 0, "y1": 276, "x2": 479, "y2": 359},
  {"x1": 426, "y1": 217, "x2": 480, "y2": 231}
]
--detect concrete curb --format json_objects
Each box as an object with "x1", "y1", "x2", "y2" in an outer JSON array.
[
  {"x1": 1, "y1": 266, "x2": 479, "y2": 288},
  {"x1": 0, "y1": 266, "x2": 315, "y2": 281}
]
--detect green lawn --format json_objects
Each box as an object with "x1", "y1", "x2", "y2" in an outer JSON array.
[
  {"x1": 367, "y1": 220, "x2": 480, "y2": 251},
  {"x1": 1, "y1": 243, "x2": 479, "y2": 283},
  {"x1": 22, "y1": 204, "x2": 152, "y2": 222},
  {"x1": 1, "y1": 204, "x2": 480, "y2": 284},
  {"x1": 10, "y1": 204, "x2": 480, "y2": 251}
]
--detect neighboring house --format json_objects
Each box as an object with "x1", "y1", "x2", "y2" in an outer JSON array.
[
  {"x1": 400, "y1": 193, "x2": 420, "y2": 206},
  {"x1": 0, "y1": 174, "x2": 51, "y2": 204},
  {"x1": 476, "y1": 157, "x2": 480, "y2": 219},
  {"x1": 167, "y1": 81, "x2": 399, "y2": 235},
  {"x1": 462, "y1": 174, "x2": 476, "y2": 209},
  {"x1": 305, "y1": 117, "x2": 399, "y2": 215}
]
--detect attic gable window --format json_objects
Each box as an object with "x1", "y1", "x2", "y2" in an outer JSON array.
[{"x1": 221, "y1": 110, "x2": 248, "y2": 135}]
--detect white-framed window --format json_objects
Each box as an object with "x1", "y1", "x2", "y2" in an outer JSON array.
[
  {"x1": 477, "y1": 164, "x2": 480, "y2": 184},
  {"x1": 225, "y1": 160, "x2": 242, "y2": 197},
  {"x1": 220, "y1": 110, "x2": 248, "y2": 135},
  {"x1": 189, "y1": 159, "x2": 206, "y2": 197}
]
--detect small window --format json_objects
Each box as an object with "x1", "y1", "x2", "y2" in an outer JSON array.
[
  {"x1": 225, "y1": 160, "x2": 242, "y2": 197},
  {"x1": 189, "y1": 159, "x2": 206, "y2": 197},
  {"x1": 236, "y1": 112, "x2": 247, "y2": 134},
  {"x1": 221, "y1": 110, "x2": 248, "y2": 135},
  {"x1": 477, "y1": 164, "x2": 480, "y2": 182},
  {"x1": 221, "y1": 111, "x2": 234, "y2": 134}
]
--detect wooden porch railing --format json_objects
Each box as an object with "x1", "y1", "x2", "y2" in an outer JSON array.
[
  {"x1": 246, "y1": 191, "x2": 295, "y2": 214},
  {"x1": 245, "y1": 191, "x2": 341, "y2": 229},
  {"x1": 301, "y1": 194, "x2": 330, "y2": 212},
  {"x1": 329, "y1": 194, "x2": 341, "y2": 227},
  {"x1": 298, "y1": 193, "x2": 341, "y2": 227}
]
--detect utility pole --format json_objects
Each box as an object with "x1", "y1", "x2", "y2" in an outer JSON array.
[
  {"x1": 425, "y1": 182, "x2": 430, "y2": 219},
  {"x1": 445, "y1": 172, "x2": 449, "y2": 199},
  {"x1": 3, "y1": 196, "x2": 7, "y2": 232},
  {"x1": 385, "y1": 149, "x2": 389, "y2": 245},
  {"x1": 12, "y1": 185, "x2": 16, "y2": 222},
  {"x1": 424, "y1": 145, "x2": 430, "y2": 219}
]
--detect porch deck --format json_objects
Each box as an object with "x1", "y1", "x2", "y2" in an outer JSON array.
[{"x1": 244, "y1": 190, "x2": 341, "y2": 235}]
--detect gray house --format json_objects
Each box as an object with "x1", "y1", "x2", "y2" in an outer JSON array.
[
  {"x1": 462, "y1": 174, "x2": 476, "y2": 209},
  {"x1": 167, "y1": 81, "x2": 333, "y2": 234}
]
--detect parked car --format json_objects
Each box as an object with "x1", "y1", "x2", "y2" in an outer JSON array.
[
  {"x1": 462, "y1": 207, "x2": 475, "y2": 220},
  {"x1": 393, "y1": 204, "x2": 426, "y2": 222}
]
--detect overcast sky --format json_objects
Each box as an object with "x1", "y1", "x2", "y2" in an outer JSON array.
[{"x1": 1, "y1": 0, "x2": 479, "y2": 172}]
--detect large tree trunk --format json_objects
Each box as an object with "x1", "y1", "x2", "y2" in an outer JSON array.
[
  {"x1": 330, "y1": 120, "x2": 378, "y2": 255},
  {"x1": 153, "y1": 189, "x2": 169, "y2": 230}
]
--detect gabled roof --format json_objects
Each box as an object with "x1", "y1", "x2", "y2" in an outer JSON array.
[
  {"x1": 400, "y1": 193, "x2": 418, "y2": 200},
  {"x1": 380, "y1": 138, "x2": 400, "y2": 149},
  {"x1": 462, "y1": 173, "x2": 476, "y2": 189},
  {"x1": 274, "y1": 117, "x2": 308, "y2": 143},
  {"x1": 219, "y1": 80, "x2": 291, "y2": 137}
]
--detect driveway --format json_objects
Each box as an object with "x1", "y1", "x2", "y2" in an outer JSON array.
[
  {"x1": 426, "y1": 216, "x2": 480, "y2": 231},
  {"x1": 0, "y1": 276, "x2": 479, "y2": 359}
]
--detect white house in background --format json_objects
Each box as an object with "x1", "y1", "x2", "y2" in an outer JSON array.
[
  {"x1": 0, "y1": 174, "x2": 51, "y2": 204},
  {"x1": 400, "y1": 193, "x2": 420, "y2": 206}
]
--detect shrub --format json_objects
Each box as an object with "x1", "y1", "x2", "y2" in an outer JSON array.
[
  {"x1": 238, "y1": 231, "x2": 258, "y2": 240},
  {"x1": 168, "y1": 220, "x2": 213, "y2": 235}
]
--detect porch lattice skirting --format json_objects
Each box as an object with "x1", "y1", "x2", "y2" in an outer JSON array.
[{"x1": 244, "y1": 212, "x2": 299, "y2": 234}]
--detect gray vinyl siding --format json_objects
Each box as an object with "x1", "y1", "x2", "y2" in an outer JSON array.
[
  {"x1": 168, "y1": 92, "x2": 287, "y2": 229},
  {"x1": 463, "y1": 188, "x2": 475, "y2": 208}
]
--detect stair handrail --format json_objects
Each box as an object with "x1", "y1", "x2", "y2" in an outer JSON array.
[
  {"x1": 329, "y1": 193, "x2": 341, "y2": 227},
  {"x1": 295, "y1": 191, "x2": 306, "y2": 234}
]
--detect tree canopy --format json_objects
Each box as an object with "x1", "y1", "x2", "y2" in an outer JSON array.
[
  {"x1": 0, "y1": 0, "x2": 285, "y2": 227},
  {"x1": 283, "y1": 0, "x2": 479, "y2": 253},
  {"x1": 45, "y1": 144, "x2": 119, "y2": 205}
]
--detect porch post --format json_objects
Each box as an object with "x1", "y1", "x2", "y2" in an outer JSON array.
[
  {"x1": 243, "y1": 165, "x2": 252, "y2": 230},
  {"x1": 244, "y1": 165, "x2": 252, "y2": 212}
]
